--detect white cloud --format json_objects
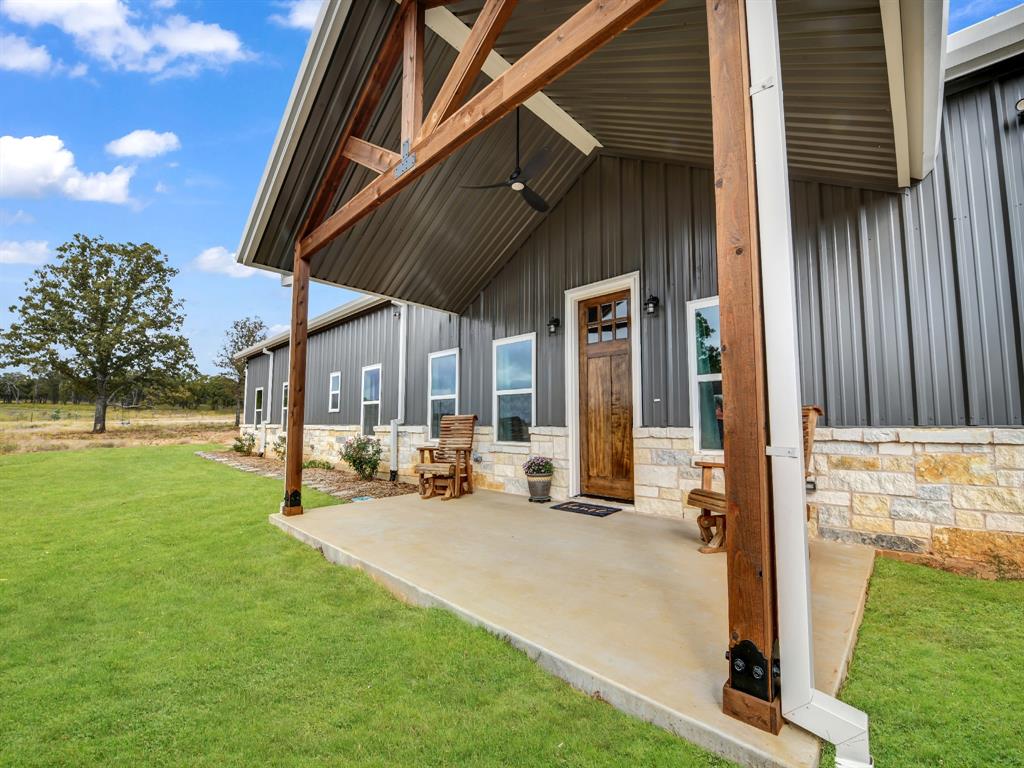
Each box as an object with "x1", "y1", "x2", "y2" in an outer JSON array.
[
  {"x1": 0, "y1": 208, "x2": 34, "y2": 225},
  {"x1": 0, "y1": 0, "x2": 250, "y2": 78},
  {"x1": 152, "y1": 0, "x2": 176, "y2": 8},
  {"x1": 268, "y1": 323, "x2": 289, "y2": 335},
  {"x1": 0, "y1": 32, "x2": 51, "y2": 72},
  {"x1": 0, "y1": 239, "x2": 49, "y2": 265},
  {"x1": 106, "y1": 129, "x2": 180, "y2": 158},
  {"x1": 0, "y1": 135, "x2": 134, "y2": 204},
  {"x1": 193, "y1": 246, "x2": 274, "y2": 279},
  {"x1": 154, "y1": 181, "x2": 169, "y2": 193},
  {"x1": 269, "y1": 0, "x2": 323, "y2": 30},
  {"x1": 68, "y1": 62, "x2": 88, "y2": 77}
]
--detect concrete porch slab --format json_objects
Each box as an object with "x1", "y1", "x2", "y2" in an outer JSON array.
[{"x1": 270, "y1": 490, "x2": 873, "y2": 768}]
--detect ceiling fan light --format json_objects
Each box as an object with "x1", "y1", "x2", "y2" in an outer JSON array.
[{"x1": 511, "y1": 181, "x2": 525, "y2": 191}]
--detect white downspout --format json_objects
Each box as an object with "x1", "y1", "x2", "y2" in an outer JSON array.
[
  {"x1": 262, "y1": 348, "x2": 274, "y2": 455},
  {"x1": 745, "y1": 2, "x2": 872, "y2": 766},
  {"x1": 389, "y1": 301, "x2": 408, "y2": 480}
]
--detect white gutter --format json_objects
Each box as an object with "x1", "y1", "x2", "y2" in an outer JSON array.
[
  {"x1": 389, "y1": 301, "x2": 408, "y2": 480},
  {"x1": 262, "y1": 348, "x2": 275, "y2": 454},
  {"x1": 900, "y1": 0, "x2": 948, "y2": 181},
  {"x1": 746, "y1": 2, "x2": 872, "y2": 766}
]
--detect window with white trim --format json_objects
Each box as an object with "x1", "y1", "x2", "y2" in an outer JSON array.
[
  {"x1": 493, "y1": 333, "x2": 535, "y2": 443},
  {"x1": 687, "y1": 297, "x2": 723, "y2": 453},
  {"x1": 281, "y1": 381, "x2": 289, "y2": 429},
  {"x1": 361, "y1": 364, "x2": 381, "y2": 436},
  {"x1": 428, "y1": 348, "x2": 459, "y2": 439},
  {"x1": 253, "y1": 387, "x2": 264, "y2": 426},
  {"x1": 328, "y1": 371, "x2": 341, "y2": 413}
]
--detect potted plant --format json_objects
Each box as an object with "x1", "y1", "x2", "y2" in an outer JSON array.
[{"x1": 523, "y1": 455, "x2": 554, "y2": 503}]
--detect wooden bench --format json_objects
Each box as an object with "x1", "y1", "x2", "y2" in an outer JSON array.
[
  {"x1": 687, "y1": 405, "x2": 824, "y2": 554},
  {"x1": 413, "y1": 414, "x2": 477, "y2": 500}
]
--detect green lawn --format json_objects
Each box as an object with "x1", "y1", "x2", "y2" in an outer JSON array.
[
  {"x1": 1, "y1": 446, "x2": 1021, "y2": 767},
  {"x1": 0, "y1": 446, "x2": 726, "y2": 767}
]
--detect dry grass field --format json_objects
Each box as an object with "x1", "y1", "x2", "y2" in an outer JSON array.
[{"x1": 0, "y1": 403, "x2": 236, "y2": 454}]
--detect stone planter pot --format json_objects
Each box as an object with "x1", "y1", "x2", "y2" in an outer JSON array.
[{"x1": 526, "y1": 472, "x2": 553, "y2": 503}]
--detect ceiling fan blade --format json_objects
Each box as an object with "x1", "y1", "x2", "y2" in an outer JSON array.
[
  {"x1": 460, "y1": 181, "x2": 511, "y2": 190},
  {"x1": 518, "y1": 147, "x2": 550, "y2": 182},
  {"x1": 519, "y1": 184, "x2": 549, "y2": 213}
]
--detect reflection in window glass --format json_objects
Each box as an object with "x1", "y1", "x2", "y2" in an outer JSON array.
[
  {"x1": 361, "y1": 366, "x2": 381, "y2": 436},
  {"x1": 689, "y1": 298, "x2": 723, "y2": 452},
  {"x1": 428, "y1": 350, "x2": 458, "y2": 439},
  {"x1": 497, "y1": 393, "x2": 532, "y2": 442},
  {"x1": 698, "y1": 380, "x2": 724, "y2": 451},
  {"x1": 430, "y1": 399, "x2": 456, "y2": 439},
  {"x1": 495, "y1": 339, "x2": 532, "y2": 391},
  {"x1": 695, "y1": 305, "x2": 722, "y2": 375},
  {"x1": 362, "y1": 367, "x2": 380, "y2": 401},
  {"x1": 494, "y1": 335, "x2": 533, "y2": 443}
]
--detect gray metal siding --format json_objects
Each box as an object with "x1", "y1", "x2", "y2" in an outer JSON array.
[
  {"x1": 244, "y1": 66, "x2": 1021, "y2": 430},
  {"x1": 457, "y1": 155, "x2": 718, "y2": 428},
  {"x1": 404, "y1": 304, "x2": 461, "y2": 426},
  {"x1": 298, "y1": 303, "x2": 402, "y2": 426}
]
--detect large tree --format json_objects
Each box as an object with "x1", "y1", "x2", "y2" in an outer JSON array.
[
  {"x1": 215, "y1": 317, "x2": 267, "y2": 427},
  {"x1": 0, "y1": 234, "x2": 195, "y2": 433}
]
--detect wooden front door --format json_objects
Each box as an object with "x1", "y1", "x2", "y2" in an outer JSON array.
[{"x1": 578, "y1": 290, "x2": 634, "y2": 501}]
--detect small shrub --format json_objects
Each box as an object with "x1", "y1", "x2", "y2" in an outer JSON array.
[
  {"x1": 340, "y1": 434, "x2": 383, "y2": 480},
  {"x1": 49, "y1": 409, "x2": 61, "y2": 421},
  {"x1": 272, "y1": 435, "x2": 287, "y2": 460},
  {"x1": 232, "y1": 432, "x2": 256, "y2": 456},
  {"x1": 302, "y1": 458, "x2": 333, "y2": 470},
  {"x1": 0, "y1": 441, "x2": 17, "y2": 455},
  {"x1": 522, "y1": 455, "x2": 554, "y2": 475}
]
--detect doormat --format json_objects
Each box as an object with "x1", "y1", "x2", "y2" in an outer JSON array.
[{"x1": 551, "y1": 501, "x2": 620, "y2": 517}]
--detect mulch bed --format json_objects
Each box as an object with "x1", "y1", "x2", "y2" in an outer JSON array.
[{"x1": 196, "y1": 451, "x2": 418, "y2": 501}]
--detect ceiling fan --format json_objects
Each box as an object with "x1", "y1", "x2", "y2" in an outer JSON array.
[{"x1": 461, "y1": 107, "x2": 550, "y2": 212}]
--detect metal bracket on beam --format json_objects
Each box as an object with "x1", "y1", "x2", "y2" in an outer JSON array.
[
  {"x1": 749, "y1": 76, "x2": 775, "y2": 96},
  {"x1": 765, "y1": 445, "x2": 799, "y2": 459},
  {"x1": 394, "y1": 140, "x2": 417, "y2": 178}
]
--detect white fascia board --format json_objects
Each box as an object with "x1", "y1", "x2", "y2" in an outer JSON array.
[
  {"x1": 236, "y1": 0, "x2": 353, "y2": 268},
  {"x1": 880, "y1": 0, "x2": 911, "y2": 187},
  {"x1": 900, "y1": 0, "x2": 948, "y2": 182},
  {"x1": 422, "y1": 5, "x2": 602, "y2": 155},
  {"x1": 946, "y1": 3, "x2": 1024, "y2": 80}
]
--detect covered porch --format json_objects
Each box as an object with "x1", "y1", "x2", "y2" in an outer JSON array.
[{"x1": 271, "y1": 491, "x2": 874, "y2": 768}]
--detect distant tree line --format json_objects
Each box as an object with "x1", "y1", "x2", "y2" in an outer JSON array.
[{"x1": 0, "y1": 368, "x2": 239, "y2": 411}]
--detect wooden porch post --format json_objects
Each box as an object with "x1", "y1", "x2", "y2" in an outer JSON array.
[
  {"x1": 705, "y1": 0, "x2": 782, "y2": 733},
  {"x1": 283, "y1": 241, "x2": 309, "y2": 516}
]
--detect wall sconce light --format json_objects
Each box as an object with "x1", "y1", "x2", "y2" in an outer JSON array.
[
  {"x1": 547, "y1": 316, "x2": 561, "y2": 334},
  {"x1": 644, "y1": 295, "x2": 660, "y2": 315},
  {"x1": 1017, "y1": 97, "x2": 1024, "y2": 116}
]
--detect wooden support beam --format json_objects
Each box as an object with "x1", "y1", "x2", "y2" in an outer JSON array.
[
  {"x1": 299, "y1": 0, "x2": 412, "y2": 237},
  {"x1": 301, "y1": 0, "x2": 665, "y2": 259},
  {"x1": 705, "y1": 0, "x2": 781, "y2": 734},
  {"x1": 420, "y1": 0, "x2": 518, "y2": 138},
  {"x1": 342, "y1": 137, "x2": 402, "y2": 174},
  {"x1": 401, "y1": 0, "x2": 425, "y2": 149},
  {"x1": 283, "y1": 242, "x2": 310, "y2": 516}
]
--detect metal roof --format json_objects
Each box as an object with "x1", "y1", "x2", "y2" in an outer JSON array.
[
  {"x1": 234, "y1": 294, "x2": 389, "y2": 362},
  {"x1": 237, "y1": 0, "x2": 947, "y2": 313}
]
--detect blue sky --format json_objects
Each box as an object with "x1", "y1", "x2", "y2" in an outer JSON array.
[{"x1": 0, "y1": 0, "x2": 1019, "y2": 374}]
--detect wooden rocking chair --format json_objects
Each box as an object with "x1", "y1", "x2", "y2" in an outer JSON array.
[
  {"x1": 687, "y1": 405, "x2": 824, "y2": 554},
  {"x1": 413, "y1": 414, "x2": 477, "y2": 500}
]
